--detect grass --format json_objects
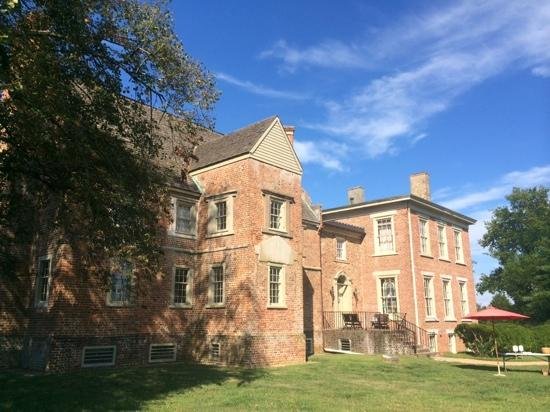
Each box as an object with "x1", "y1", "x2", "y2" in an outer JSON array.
[{"x1": 1, "y1": 354, "x2": 549, "y2": 411}]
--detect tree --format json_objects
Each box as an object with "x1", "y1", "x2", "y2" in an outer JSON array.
[
  {"x1": 489, "y1": 293, "x2": 514, "y2": 311},
  {"x1": 0, "y1": 1, "x2": 218, "y2": 279},
  {"x1": 477, "y1": 187, "x2": 550, "y2": 322}
]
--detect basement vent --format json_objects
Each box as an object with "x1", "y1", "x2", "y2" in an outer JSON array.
[
  {"x1": 339, "y1": 338, "x2": 352, "y2": 352},
  {"x1": 149, "y1": 343, "x2": 177, "y2": 363},
  {"x1": 210, "y1": 342, "x2": 221, "y2": 360},
  {"x1": 306, "y1": 338, "x2": 314, "y2": 356},
  {"x1": 82, "y1": 346, "x2": 116, "y2": 367}
]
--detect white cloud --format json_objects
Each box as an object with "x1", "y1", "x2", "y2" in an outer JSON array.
[
  {"x1": 294, "y1": 139, "x2": 347, "y2": 171},
  {"x1": 266, "y1": 0, "x2": 550, "y2": 157},
  {"x1": 468, "y1": 209, "x2": 494, "y2": 257},
  {"x1": 260, "y1": 40, "x2": 367, "y2": 71},
  {"x1": 441, "y1": 165, "x2": 550, "y2": 211},
  {"x1": 216, "y1": 72, "x2": 306, "y2": 100},
  {"x1": 532, "y1": 66, "x2": 550, "y2": 77}
]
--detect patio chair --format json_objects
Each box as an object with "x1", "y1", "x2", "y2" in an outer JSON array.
[
  {"x1": 371, "y1": 313, "x2": 390, "y2": 329},
  {"x1": 342, "y1": 313, "x2": 362, "y2": 329}
]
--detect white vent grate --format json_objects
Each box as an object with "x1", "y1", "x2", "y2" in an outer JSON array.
[
  {"x1": 82, "y1": 346, "x2": 116, "y2": 367},
  {"x1": 339, "y1": 338, "x2": 351, "y2": 352},
  {"x1": 149, "y1": 343, "x2": 177, "y2": 363},
  {"x1": 210, "y1": 342, "x2": 221, "y2": 360}
]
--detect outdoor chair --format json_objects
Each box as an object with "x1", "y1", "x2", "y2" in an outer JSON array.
[
  {"x1": 371, "y1": 313, "x2": 390, "y2": 329},
  {"x1": 342, "y1": 313, "x2": 362, "y2": 329}
]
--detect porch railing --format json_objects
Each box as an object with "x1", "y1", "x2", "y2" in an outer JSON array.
[{"x1": 322, "y1": 311, "x2": 430, "y2": 353}]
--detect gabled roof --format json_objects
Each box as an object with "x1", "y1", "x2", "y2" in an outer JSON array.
[
  {"x1": 190, "y1": 116, "x2": 277, "y2": 171},
  {"x1": 323, "y1": 220, "x2": 365, "y2": 234}
]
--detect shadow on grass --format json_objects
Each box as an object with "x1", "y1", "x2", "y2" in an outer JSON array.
[
  {"x1": 452, "y1": 364, "x2": 543, "y2": 374},
  {"x1": 0, "y1": 362, "x2": 267, "y2": 411}
]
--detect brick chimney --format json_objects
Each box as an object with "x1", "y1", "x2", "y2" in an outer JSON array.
[
  {"x1": 410, "y1": 172, "x2": 431, "y2": 201},
  {"x1": 347, "y1": 186, "x2": 365, "y2": 205},
  {"x1": 283, "y1": 125, "x2": 295, "y2": 144}
]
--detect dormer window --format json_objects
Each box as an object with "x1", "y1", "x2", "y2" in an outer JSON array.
[{"x1": 169, "y1": 196, "x2": 197, "y2": 237}]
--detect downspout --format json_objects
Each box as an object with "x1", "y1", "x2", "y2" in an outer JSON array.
[
  {"x1": 318, "y1": 221, "x2": 326, "y2": 351},
  {"x1": 407, "y1": 204, "x2": 421, "y2": 345}
]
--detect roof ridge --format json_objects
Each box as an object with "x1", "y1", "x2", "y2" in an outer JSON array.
[{"x1": 224, "y1": 115, "x2": 277, "y2": 137}]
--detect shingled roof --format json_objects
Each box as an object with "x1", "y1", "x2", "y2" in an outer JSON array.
[{"x1": 190, "y1": 116, "x2": 277, "y2": 171}]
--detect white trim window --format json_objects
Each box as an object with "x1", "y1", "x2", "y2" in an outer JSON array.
[
  {"x1": 442, "y1": 278, "x2": 454, "y2": 319},
  {"x1": 107, "y1": 259, "x2": 133, "y2": 306},
  {"x1": 170, "y1": 197, "x2": 197, "y2": 237},
  {"x1": 269, "y1": 198, "x2": 286, "y2": 231},
  {"x1": 423, "y1": 276, "x2": 436, "y2": 318},
  {"x1": 172, "y1": 266, "x2": 192, "y2": 307},
  {"x1": 437, "y1": 223, "x2": 448, "y2": 260},
  {"x1": 207, "y1": 192, "x2": 235, "y2": 236},
  {"x1": 459, "y1": 281, "x2": 469, "y2": 316},
  {"x1": 208, "y1": 265, "x2": 225, "y2": 306},
  {"x1": 336, "y1": 238, "x2": 346, "y2": 260},
  {"x1": 268, "y1": 265, "x2": 285, "y2": 307},
  {"x1": 380, "y1": 277, "x2": 398, "y2": 314},
  {"x1": 375, "y1": 216, "x2": 395, "y2": 254},
  {"x1": 453, "y1": 229, "x2": 464, "y2": 263},
  {"x1": 35, "y1": 256, "x2": 52, "y2": 307},
  {"x1": 448, "y1": 332, "x2": 457, "y2": 354},
  {"x1": 419, "y1": 218, "x2": 431, "y2": 255}
]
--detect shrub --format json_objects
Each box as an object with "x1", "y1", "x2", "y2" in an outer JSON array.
[
  {"x1": 455, "y1": 323, "x2": 495, "y2": 356},
  {"x1": 533, "y1": 323, "x2": 550, "y2": 350}
]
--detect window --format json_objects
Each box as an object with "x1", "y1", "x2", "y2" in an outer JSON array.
[
  {"x1": 306, "y1": 338, "x2": 314, "y2": 356},
  {"x1": 423, "y1": 276, "x2": 436, "y2": 318},
  {"x1": 82, "y1": 346, "x2": 116, "y2": 367},
  {"x1": 172, "y1": 267, "x2": 191, "y2": 307},
  {"x1": 459, "y1": 281, "x2": 469, "y2": 316},
  {"x1": 107, "y1": 260, "x2": 133, "y2": 306},
  {"x1": 375, "y1": 216, "x2": 395, "y2": 254},
  {"x1": 209, "y1": 266, "x2": 224, "y2": 306},
  {"x1": 419, "y1": 218, "x2": 431, "y2": 255},
  {"x1": 171, "y1": 197, "x2": 197, "y2": 236},
  {"x1": 35, "y1": 257, "x2": 52, "y2": 307},
  {"x1": 437, "y1": 224, "x2": 448, "y2": 259},
  {"x1": 448, "y1": 333, "x2": 457, "y2": 354},
  {"x1": 149, "y1": 343, "x2": 176, "y2": 363},
  {"x1": 269, "y1": 198, "x2": 285, "y2": 230},
  {"x1": 380, "y1": 277, "x2": 398, "y2": 314},
  {"x1": 336, "y1": 238, "x2": 346, "y2": 260},
  {"x1": 339, "y1": 338, "x2": 351, "y2": 352},
  {"x1": 210, "y1": 342, "x2": 221, "y2": 360},
  {"x1": 207, "y1": 192, "x2": 236, "y2": 236},
  {"x1": 428, "y1": 332, "x2": 438, "y2": 353},
  {"x1": 215, "y1": 201, "x2": 227, "y2": 231},
  {"x1": 268, "y1": 265, "x2": 285, "y2": 307},
  {"x1": 442, "y1": 279, "x2": 454, "y2": 319},
  {"x1": 454, "y1": 229, "x2": 464, "y2": 263}
]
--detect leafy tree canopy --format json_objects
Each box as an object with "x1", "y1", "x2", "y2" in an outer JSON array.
[
  {"x1": 0, "y1": 0, "x2": 218, "y2": 278},
  {"x1": 478, "y1": 187, "x2": 550, "y2": 322}
]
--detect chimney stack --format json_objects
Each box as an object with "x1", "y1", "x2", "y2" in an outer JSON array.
[
  {"x1": 410, "y1": 172, "x2": 431, "y2": 201},
  {"x1": 283, "y1": 125, "x2": 295, "y2": 144},
  {"x1": 347, "y1": 186, "x2": 365, "y2": 205}
]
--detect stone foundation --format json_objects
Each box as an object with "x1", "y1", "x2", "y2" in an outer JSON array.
[{"x1": 323, "y1": 329, "x2": 414, "y2": 355}]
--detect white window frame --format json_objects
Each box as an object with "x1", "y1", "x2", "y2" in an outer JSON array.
[
  {"x1": 336, "y1": 238, "x2": 347, "y2": 261},
  {"x1": 206, "y1": 191, "x2": 236, "y2": 237},
  {"x1": 458, "y1": 279, "x2": 469, "y2": 316},
  {"x1": 35, "y1": 255, "x2": 52, "y2": 308},
  {"x1": 106, "y1": 259, "x2": 134, "y2": 307},
  {"x1": 453, "y1": 228, "x2": 465, "y2": 264},
  {"x1": 171, "y1": 266, "x2": 192, "y2": 308},
  {"x1": 374, "y1": 270, "x2": 400, "y2": 315},
  {"x1": 169, "y1": 196, "x2": 197, "y2": 238},
  {"x1": 419, "y1": 217, "x2": 431, "y2": 256},
  {"x1": 422, "y1": 274, "x2": 437, "y2": 320},
  {"x1": 268, "y1": 197, "x2": 288, "y2": 233},
  {"x1": 441, "y1": 277, "x2": 455, "y2": 320},
  {"x1": 372, "y1": 211, "x2": 397, "y2": 255},
  {"x1": 447, "y1": 330, "x2": 457, "y2": 354},
  {"x1": 267, "y1": 264, "x2": 286, "y2": 308},
  {"x1": 207, "y1": 265, "x2": 225, "y2": 307},
  {"x1": 437, "y1": 223, "x2": 449, "y2": 260}
]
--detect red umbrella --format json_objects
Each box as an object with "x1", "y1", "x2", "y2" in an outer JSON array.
[{"x1": 464, "y1": 306, "x2": 529, "y2": 376}]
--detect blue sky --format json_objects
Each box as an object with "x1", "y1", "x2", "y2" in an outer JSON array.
[{"x1": 171, "y1": 0, "x2": 550, "y2": 304}]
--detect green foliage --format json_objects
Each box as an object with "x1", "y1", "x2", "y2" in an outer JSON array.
[
  {"x1": 0, "y1": 1, "x2": 218, "y2": 280},
  {"x1": 490, "y1": 293, "x2": 514, "y2": 311},
  {"x1": 478, "y1": 187, "x2": 550, "y2": 322},
  {"x1": 456, "y1": 322, "x2": 550, "y2": 356}
]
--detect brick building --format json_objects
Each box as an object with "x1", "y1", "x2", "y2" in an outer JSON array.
[{"x1": 0, "y1": 116, "x2": 476, "y2": 372}]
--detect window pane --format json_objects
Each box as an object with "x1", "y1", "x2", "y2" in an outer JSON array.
[
  {"x1": 423, "y1": 277, "x2": 433, "y2": 317},
  {"x1": 270, "y1": 199, "x2": 283, "y2": 230},
  {"x1": 37, "y1": 259, "x2": 50, "y2": 303},
  {"x1": 176, "y1": 201, "x2": 192, "y2": 233},
  {"x1": 381, "y1": 277, "x2": 397, "y2": 314},
  {"x1": 110, "y1": 260, "x2": 132, "y2": 303},
  {"x1": 216, "y1": 201, "x2": 227, "y2": 231},
  {"x1": 174, "y1": 267, "x2": 189, "y2": 304},
  {"x1": 212, "y1": 266, "x2": 224, "y2": 304},
  {"x1": 377, "y1": 218, "x2": 394, "y2": 251},
  {"x1": 269, "y1": 266, "x2": 281, "y2": 304}
]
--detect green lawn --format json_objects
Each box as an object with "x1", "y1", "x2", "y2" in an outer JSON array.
[{"x1": 1, "y1": 354, "x2": 549, "y2": 411}]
